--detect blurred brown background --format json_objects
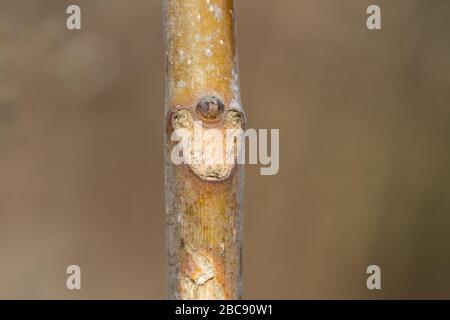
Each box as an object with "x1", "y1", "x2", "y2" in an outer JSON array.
[{"x1": 1, "y1": 0, "x2": 450, "y2": 299}]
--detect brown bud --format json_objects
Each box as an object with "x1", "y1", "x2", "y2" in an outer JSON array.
[{"x1": 196, "y1": 96, "x2": 225, "y2": 121}]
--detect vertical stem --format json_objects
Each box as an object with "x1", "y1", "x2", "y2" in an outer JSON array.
[{"x1": 163, "y1": 0, "x2": 244, "y2": 299}]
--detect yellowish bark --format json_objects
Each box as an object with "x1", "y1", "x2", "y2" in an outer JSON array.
[{"x1": 163, "y1": 0, "x2": 244, "y2": 300}]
